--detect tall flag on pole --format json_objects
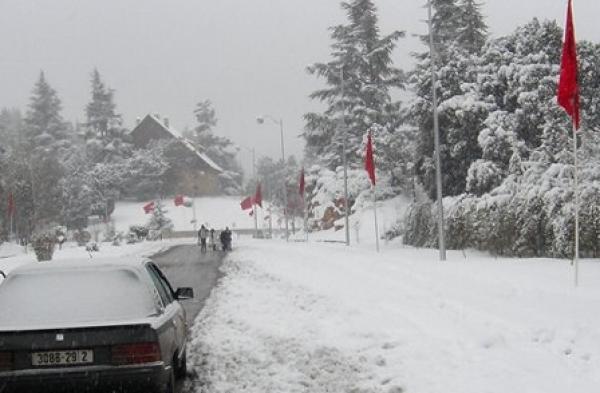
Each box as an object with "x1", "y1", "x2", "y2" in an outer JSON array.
[
  {"x1": 364, "y1": 131, "x2": 376, "y2": 186},
  {"x1": 253, "y1": 183, "x2": 263, "y2": 208},
  {"x1": 558, "y1": 0, "x2": 580, "y2": 129},
  {"x1": 558, "y1": 0, "x2": 581, "y2": 286},
  {"x1": 299, "y1": 167, "x2": 305, "y2": 197},
  {"x1": 364, "y1": 130, "x2": 380, "y2": 252}
]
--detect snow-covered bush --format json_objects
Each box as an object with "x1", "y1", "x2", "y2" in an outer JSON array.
[{"x1": 31, "y1": 231, "x2": 57, "y2": 262}]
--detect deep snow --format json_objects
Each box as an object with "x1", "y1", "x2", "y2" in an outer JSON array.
[{"x1": 186, "y1": 239, "x2": 600, "y2": 393}]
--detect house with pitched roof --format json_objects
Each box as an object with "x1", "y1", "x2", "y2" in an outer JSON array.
[{"x1": 130, "y1": 114, "x2": 222, "y2": 196}]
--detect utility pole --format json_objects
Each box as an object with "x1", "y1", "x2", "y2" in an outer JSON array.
[{"x1": 427, "y1": 1, "x2": 447, "y2": 261}]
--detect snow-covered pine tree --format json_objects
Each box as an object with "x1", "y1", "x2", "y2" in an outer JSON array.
[
  {"x1": 411, "y1": 0, "x2": 489, "y2": 198},
  {"x1": 303, "y1": 0, "x2": 405, "y2": 169},
  {"x1": 456, "y1": 0, "x2": 488, "y2": 54},
  {"x1": 84, "y1": 69, "x2": 129, "y2": 163},
  {"x1": 428, "y1": 0, "x2": 462, "y2": 54},
  {"x1": 23, "y1": 72, "x2": 71, "y2": 155},
  {"x1": 187, "y1": 100, "x2": 242, "y2": 195},
  {"x1": 22, "y1": 72, "x2": 73, "y2": 230}
]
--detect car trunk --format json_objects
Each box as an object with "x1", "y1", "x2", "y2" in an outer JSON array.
[{"x1": 0, "y1": 324, "x2": 158, "y2": 371}]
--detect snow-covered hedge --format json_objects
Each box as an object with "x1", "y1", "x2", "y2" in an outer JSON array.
[{"x1": 404, "y1": 158, "x2": 600, "y2": 258}]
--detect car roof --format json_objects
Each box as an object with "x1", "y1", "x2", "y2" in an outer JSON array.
[{"x1": 8, "y1": 256, "x2": 151, "y2": 275}]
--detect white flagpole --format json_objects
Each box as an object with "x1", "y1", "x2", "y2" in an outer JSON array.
[
  {"x1": 253, "y1": 204, "x2": 258, "y2": 238},
  {"x1": 373, "y1": 185, "x2": 380, "y2": 253},
  {"x1": 572, "y1": 121, "x2": 579, "y2": 286}
]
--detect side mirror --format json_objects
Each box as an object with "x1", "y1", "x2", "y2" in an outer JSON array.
[{"x1": 175, "y1": 287, "x2": 194, "y2": 300}]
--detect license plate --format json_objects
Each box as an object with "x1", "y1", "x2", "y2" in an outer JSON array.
[{"x1": 32, "y1": 350, "x2": 94, "y2": 366}]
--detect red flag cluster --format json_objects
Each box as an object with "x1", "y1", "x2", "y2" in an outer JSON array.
[
  {"x1": 240, "y1": 183, "x2": 262, "y2": 211},
  {"x1": 557, "y1": 0, "x2": 580, "y2": 130},
  {"x1": 174, "y1": 195, "x2": 185, "y2": 206},
  {"x1": 364, "y1": 130, "x2": 376, "y2": 186},
  {"x1": 143, "y1": 201, "x2": 155, "y2": 214}
]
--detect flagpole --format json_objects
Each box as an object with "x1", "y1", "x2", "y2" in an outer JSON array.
[
  {"x1": 572, "y1": 121, "x2": 579, "y2": 286},
  {"x1": 303, "y1": 189, "x2": 308, "y2": 241},
  {"x1": 372, "y1": 185, "x2": 380, "y2": 253},
  {"x1": 253, "y1": 203, "x2": 258, "y2": 238}
]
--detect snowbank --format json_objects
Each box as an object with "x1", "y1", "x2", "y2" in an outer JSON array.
[{"x1": 187, "y1": 239, "x2": 600, "y2": 393}]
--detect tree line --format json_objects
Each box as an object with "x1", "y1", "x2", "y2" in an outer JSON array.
[
  {"x1": 0, "y1": 71, "x2": 242, "y2": 241},
  {"x1": 302, "y1": 0, "x2": 600, "y2": 257}
]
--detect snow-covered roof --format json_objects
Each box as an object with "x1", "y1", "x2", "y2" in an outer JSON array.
[{"x1": 135, "y1": 114, "x2": 223, "y2": 174}]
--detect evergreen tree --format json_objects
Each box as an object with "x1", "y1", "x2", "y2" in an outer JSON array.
[
  {"x1": 189, "y1": 100, "x2": 242, "y2": 195},
  {"x1": 411, "y1": 0, "x2": 488, "y2": 199},
  {"x1": 23, "y1": 72, "x2": 70, "y2": 154},
  {"x1": 456, "y1": 0, "x2": 488, "y2": 53},
  {"x1": 84, "y1": 69, "x2": 129, "y2": 162},
  {"x1": 303, "y1": 0, "x2": 405, "y2": 169}
]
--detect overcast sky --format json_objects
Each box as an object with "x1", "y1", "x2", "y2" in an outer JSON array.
[{"x1": 0, "y1": 0, "x2": 599, "y2": 173}]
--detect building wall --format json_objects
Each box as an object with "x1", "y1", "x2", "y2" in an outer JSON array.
[{"x1": 165, "y1": 169, "x2": 220, "y2": 196}]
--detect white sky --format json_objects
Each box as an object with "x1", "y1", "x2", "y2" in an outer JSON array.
[{"x1": 0, "y1": 0, "x2": 598, "y2": 174}]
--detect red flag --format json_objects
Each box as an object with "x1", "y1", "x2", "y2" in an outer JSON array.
[
  {"x1": 6, "y1": 193, "x2": 15, "y2": 218},
  {"x1": 558, "y1": 0, "x2": 580, "y2": 129},
  {"x1": 174, "y1": 195, "x2": 185, "y2": 206},
  {"x1": 364, "y1": 131, "x2": 376, "y2": 186},
  {"x1": 240, "y1": 196, "x2": 253, "y2": 210},
  {"x1": 143, "y1": 201, "x2": 155, "y2": 214},
  {"x1": 253, "y1": 183, "x2": 262, "y2": 208},
  {"x1": 299, "y1": 167, "x2": 305, "y2": 197}
]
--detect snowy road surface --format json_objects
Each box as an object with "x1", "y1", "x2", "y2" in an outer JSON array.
[{"x1": 152, "y1": 245, "x2": 225, "y2": 331}]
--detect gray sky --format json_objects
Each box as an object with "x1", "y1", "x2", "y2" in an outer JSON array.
[{"x1": 0, "y1": 0, "x2": 599, "y2": 173}]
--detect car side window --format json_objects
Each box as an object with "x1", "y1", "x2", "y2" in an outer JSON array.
[
  {"x1": 153, "y1": 265, "x2": 177, "y2": 301},
  {"x1": 146, "y1": 265, "x2": 171, "y2": 306},
  {"x1": 147, "y1": 264, "x2": 175, "y2": 304}
]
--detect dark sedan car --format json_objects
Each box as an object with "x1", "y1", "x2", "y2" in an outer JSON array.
[{"x1": 0, "y1": 257, "x2": 193, "y2": 393}]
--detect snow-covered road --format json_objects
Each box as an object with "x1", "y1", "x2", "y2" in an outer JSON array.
[{"x1": 186, "y1": 239, "x2": 600, "y2": 393}]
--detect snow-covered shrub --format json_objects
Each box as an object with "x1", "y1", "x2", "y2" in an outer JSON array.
[
  {"x1": 466, "y1": 159, "x2": 504, "y2": 196},
  {"x1": 146, "y1": 200, "x2": 173, "y2": 232},
  {"x1": 31, "y1": 231, "x2": 57, "y2": 262}
]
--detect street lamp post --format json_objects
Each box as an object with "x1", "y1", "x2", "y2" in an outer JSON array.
[
  {"x1": 427, "y1": 1, "x2": 447, "y2": 261},
  {"x1": 257, "y1": 115, "x2": 289, "y2": 241}
]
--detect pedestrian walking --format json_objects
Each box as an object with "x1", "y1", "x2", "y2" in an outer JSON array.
[
  {"x1": 209, "y1": 228, "x2": 216, "y2": 251},
  {"x1": 198, "y1": 225, "x2": 208, "y2": 253}
]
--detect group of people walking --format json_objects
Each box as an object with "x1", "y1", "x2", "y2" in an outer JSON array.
[{"x1": 197, "y1": 225, "x2": 232, "y2": 253}]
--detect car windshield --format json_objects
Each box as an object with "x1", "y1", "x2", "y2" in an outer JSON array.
[{"x1": 0, "y1": 267, "x2": 156, "y2": 329}]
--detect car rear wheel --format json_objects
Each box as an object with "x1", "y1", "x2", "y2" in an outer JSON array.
[
  {"x1": 175, "y1": 350, "x2": 187, "y2": 380},
  {"x1": 164, "y1": 369, "x2": 175, "y2": 393}
]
